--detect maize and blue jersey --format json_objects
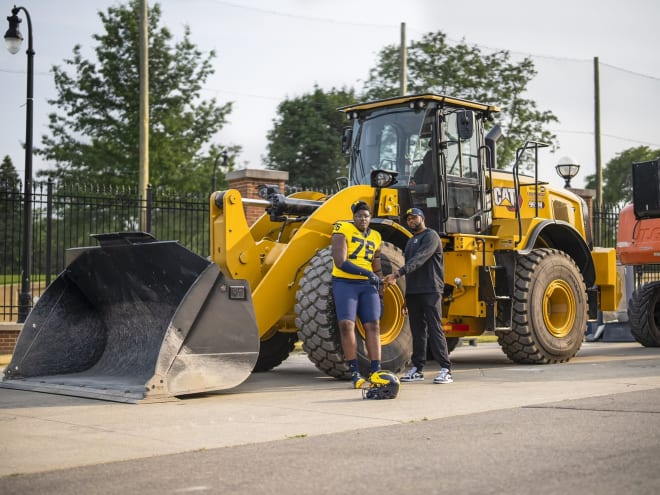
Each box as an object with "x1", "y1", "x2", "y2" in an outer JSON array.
[
  {"x1": 331, "y1": 221, "x2": 382, "y2": 323},
  {"x1": 331, "y1": 221, "x2": 382, "y2": 280}
]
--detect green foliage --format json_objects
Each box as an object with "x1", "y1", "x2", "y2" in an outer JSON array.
[
  {"x1": 362, "y1": 31, "x2": 559, "y2": 169},
  {"x1": 0, "y1": 155, "x2": 21, "y2": 270},
  {"x1": 0, "y1": 155, "x2": 20, "y2": 191},
  {"x1": 38, "y1": 0, "x2": 233, "y2": 193},
  {"x1": 584, "y1": 146, "x2": 660, "y2": 205},
  {"x1": 265, "y1": 86, "x2": 357, "y2": 189}
]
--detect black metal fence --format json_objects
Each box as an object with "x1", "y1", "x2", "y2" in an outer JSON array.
[
  {"x1": 592, "y1": 203, "x2": 622, "y2": 248},
  {"x1": 1, "y1": 180, "x2": 210, "y2": 321}
]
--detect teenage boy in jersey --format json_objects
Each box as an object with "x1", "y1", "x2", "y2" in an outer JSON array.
[
  {"x1": 383, "y1": 207, "x2": 453, "y2": 384},
  {"x1": 331, "y1": 200, "x2": 383, "y2": 388}
]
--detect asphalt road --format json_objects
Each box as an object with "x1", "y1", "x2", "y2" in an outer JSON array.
[{"x1": 1, "y1": 341, "x2": 659, "y2": 494}]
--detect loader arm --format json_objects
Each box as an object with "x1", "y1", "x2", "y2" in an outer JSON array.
[{"x1": 211, "y1": 187, "x2": 383, "y2": 336}]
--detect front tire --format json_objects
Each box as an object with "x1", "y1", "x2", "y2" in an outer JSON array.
[
  {"x1": 497, "y1": 248, "x2": 587, "y2": 363},
  {"x1": 295, "y1": 243, "x2": 411, "y2": 378},
  {"x1": 628, "y1": 282, "x2": 660, "y2": 347},
  {"x1": 252, "y1": 331, "x2": 298, "y2": 372}
]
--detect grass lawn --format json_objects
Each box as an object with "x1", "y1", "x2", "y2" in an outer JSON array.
[{"x1": 0, "y1": 274, "x2": 47, "y2": 284}]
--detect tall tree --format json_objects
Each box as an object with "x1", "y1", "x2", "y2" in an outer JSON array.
[
  {"x1": 584, "y1": 146, "x2": 660, "y2": 206},
  {"x1": 0, "y1": 155, "x2": 22, "y2": 269},
  {"x1": 0, "y1": 155, "x2": 21, "y2": 191},
  {"x1": 38, "y1": 0, "x2": 233, "y2": 193},
  {"x1": 363, "y1": 32, "x2": 558, "y2": 169},
  {"x1": 266, "y1": 86, "x2": 356, "y2": 189}
]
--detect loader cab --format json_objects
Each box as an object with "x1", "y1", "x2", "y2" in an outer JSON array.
[{"x1": 341, "y1": 94, "x2": 499, "y2": 235}]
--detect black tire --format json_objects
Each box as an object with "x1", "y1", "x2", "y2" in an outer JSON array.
[
  {"x1": 446, "y1": 337, "x2": 460, "y2": 353},
  {"x1": 295, "y1": 243, "x2": 411, "y2": 379},
  {"x1": 252, "y1": 331, "x2": 298, "y2": 372},
  {"x1": 627, "y1": 282, "x2": 660, "y2": 347},
  {"x1": 497, "y1": 248, "x2": 587, "y2": 364}
]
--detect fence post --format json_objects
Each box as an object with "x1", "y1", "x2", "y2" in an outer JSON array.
[
  {"x1": 145, "y1": 184, "x2": 152, "y2": 233},
  {"x1": 45, "y1": 178, "x2": 53, "y2": 286}
]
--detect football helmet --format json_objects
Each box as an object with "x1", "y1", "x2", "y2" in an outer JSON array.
[{"x1": 362, "y1": 370, "x2": 400, "y2": 400}]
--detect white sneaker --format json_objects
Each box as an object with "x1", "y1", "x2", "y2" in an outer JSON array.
[
  {"x1": 400, "y1": 366, "x2": 424, "y2": 382},
  {"x1": 433, "y1": 368, "x2": 453, "y2": 384}
]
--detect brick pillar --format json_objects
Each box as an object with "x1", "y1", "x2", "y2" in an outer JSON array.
[
  {"x1": 226, "y1": 169, "x2": 289, "y2": 225},
  {"x1": 0, "y1": 323, "x2": 21, "y2": 357}
]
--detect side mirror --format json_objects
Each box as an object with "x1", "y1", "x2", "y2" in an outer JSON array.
[
  {"x1": 341, "y1": 127, "x2": 353, "y2": 154},
  {"x1": 457, "y1": 110, "x2": 475, "y2": 140},
  {"x1": 335, "y1": 176, "x2": 349, "y2": 190},
  {"x1": 632, "y1": 159, "x2": 660, "y2": 219}
]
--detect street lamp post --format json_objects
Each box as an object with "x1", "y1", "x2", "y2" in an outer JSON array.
[{"x1": 5, "y1": 5, "x2": 34, "y2": 323}]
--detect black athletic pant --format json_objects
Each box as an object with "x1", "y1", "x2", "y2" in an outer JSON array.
[{"x1": 406, "y1": 292, "x2": 451, "y2": 371}]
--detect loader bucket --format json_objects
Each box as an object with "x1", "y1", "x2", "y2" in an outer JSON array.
[{"x1": 0, "y1": 233, "x2": 260, "y2": 403}]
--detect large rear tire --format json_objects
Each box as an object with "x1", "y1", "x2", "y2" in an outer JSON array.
[
  {"x1": 627, "y1": 282, "x2": 660, "y2": 347},
  {"x1": 295, "y1": 243, "x2": 411, "y2": 379},
  {"x1": 497, "y1": 248, "x2": 587, "y2": 364}
]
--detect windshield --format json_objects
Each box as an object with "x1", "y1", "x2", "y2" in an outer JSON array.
[{"x1": 348, "y1": 106, "x2": 431, "y2": 186}]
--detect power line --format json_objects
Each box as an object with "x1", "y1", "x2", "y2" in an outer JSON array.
[
  {"x1": 403, "y1": 29, "x2": 660, "y2": 81},
  {"x1": 600, "y1": 62, "x2": 660, "y2": 82},
  {"x1": 0, "y1": 68, "x2": 50, "y2": 76},
  {"x1": 207, "y1": 0, "x2": 395, "y2": 29},
  {"x1": 2, "y1": 6, "x2": 657, "y2": 83},
  {"x1": 552, "y1": 128, "x2": 660, "y2": 148},
  {"x1": 214, "y1": 0, "x2": 657, "y2": 82},
  {"x1": 602, "y1": 133, "x2": 660, "y2": 148},
  {"x1": 201, "y1": 87, "x2": 281, "y2": 101}
]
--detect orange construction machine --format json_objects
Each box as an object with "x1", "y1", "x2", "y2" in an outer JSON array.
[{"x1": 616, "y1": 159, "x2": 660, "y2": 347}]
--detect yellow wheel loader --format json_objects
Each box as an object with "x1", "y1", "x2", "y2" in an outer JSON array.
[{"x1": 1, "y1": 94, "x2": 620, "y2": 402}]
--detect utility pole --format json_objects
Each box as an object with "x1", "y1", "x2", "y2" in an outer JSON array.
[
  {"x1": 138, "y1": 0, "x2": 150, "y2": 231},
  {"x1": 400, "y1": 22, "x2": 407, "y2": 96},
  {"x1": 594, "y1": 56, "x2": 602, "y2": 243}
]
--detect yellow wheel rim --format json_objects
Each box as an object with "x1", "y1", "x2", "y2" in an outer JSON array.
[
  {"x1": 542, "y1": 279, "x2": 576, "y2": 338},
  {"x1": 356, "y1": 284, "x2": 406, "y2": 345}
]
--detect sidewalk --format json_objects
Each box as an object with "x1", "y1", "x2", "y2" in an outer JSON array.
[{"x1": 1, "y1": 342, "x2": 660, "y2": 477}]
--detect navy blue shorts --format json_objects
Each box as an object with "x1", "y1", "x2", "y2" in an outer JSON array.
[{"x1": 332, "y1": 277, "x2": 381, "y2": 324}]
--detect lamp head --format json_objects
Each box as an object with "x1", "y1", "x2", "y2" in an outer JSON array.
[
  {"x1": 4, "y1": 9, "x2": 23, "y2": 55},
  {"x1": 555, "y1": 156, "x2": 580, "y2": 188}
]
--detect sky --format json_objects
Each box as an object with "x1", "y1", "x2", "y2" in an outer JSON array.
[{"x1": 1, "y1": 0, "x2": 659, "y2": 191}]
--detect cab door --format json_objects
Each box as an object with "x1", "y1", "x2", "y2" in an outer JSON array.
[{"x1": 442, "y1": 110, "x2": 488, "y2": 235}]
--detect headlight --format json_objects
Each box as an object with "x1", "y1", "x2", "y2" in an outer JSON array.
[{"x1": 370, "y1": 170, "x2": 397, "y2": 188}]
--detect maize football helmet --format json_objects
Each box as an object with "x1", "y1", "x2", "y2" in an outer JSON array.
[{"x1": 362, "y1": 370, "x2": 400, "y2": 400}]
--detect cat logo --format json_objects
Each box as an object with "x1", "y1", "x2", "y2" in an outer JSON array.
[{"x1": 493, "y1": 187, "x2": 521, "y2": 212}]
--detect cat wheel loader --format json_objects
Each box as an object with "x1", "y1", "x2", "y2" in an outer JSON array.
[
  {"x1": 1, "y1": 93, "x2": 620, "y2": 403},
  {"x1": 616, "y1": 159, "x2": 660, "y2": 346}
]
